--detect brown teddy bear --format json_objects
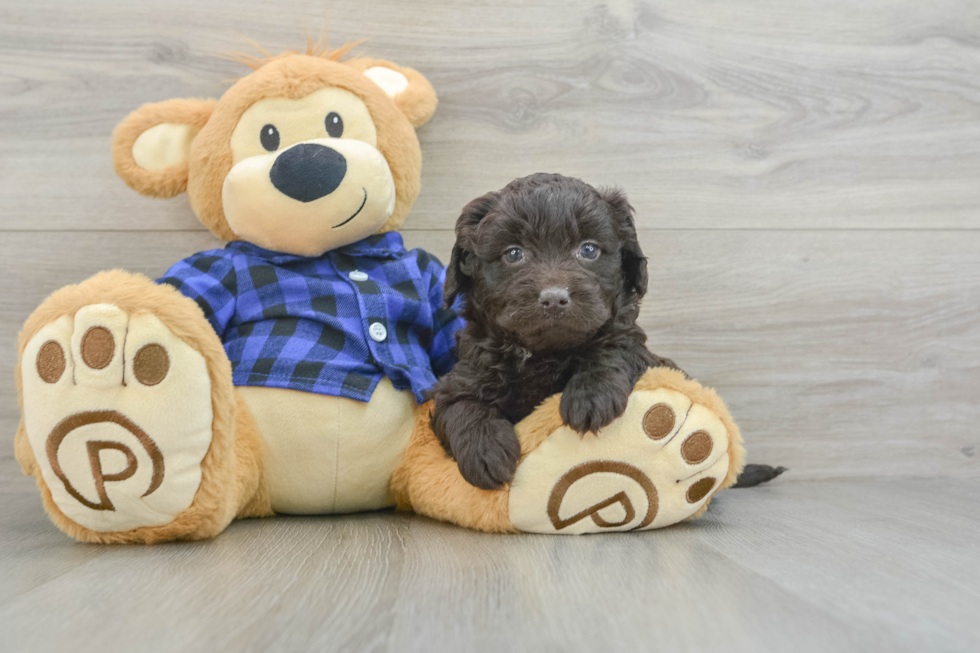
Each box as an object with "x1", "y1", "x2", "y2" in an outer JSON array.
[{"x1": 14, "y1": 43, "x2": 745, "y2": 542}]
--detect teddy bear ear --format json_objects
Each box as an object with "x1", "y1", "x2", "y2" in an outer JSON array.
[
  {"x1": 346, "y1": 58, "x2": 438, "y2": 128},
  {"x1": 112, "y1": 98, "x2": 217, "y2": 198}
]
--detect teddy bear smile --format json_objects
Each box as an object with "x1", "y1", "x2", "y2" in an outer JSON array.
[{"x1": 332, "y1": 187, "x2": 369, "y2": 229}]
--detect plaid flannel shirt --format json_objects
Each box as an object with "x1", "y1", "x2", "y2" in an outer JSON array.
[{"x1": 158, "y1": 233, "x2": 464, "y2": 404}]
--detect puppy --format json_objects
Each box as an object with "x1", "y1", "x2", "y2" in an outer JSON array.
[{"x1": 430, "y1": 173, "x2": 679, "y2": 490}]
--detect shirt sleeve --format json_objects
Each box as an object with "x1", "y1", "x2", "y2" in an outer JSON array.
[
  {"x1": 425, "y1": 259, "x2": 466, "y2": 378},
  {"x1": 157, "y1": 249, "x2": 238, "y2": 339}
]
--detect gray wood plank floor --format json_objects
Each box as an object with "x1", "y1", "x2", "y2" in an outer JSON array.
[
  {"x1": 1, "y1": 0, "x2": 978, "y2": 650},
  {"x1": 1, "y1": 459, "x2": 978, "y2": 653}
]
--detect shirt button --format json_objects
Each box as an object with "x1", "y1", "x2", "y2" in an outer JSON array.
[
  {"x1": 369, "y1": 322, "x2": 387, "y2": 342},
  {"x1": 348, "y1": 270, "x2": 369, "y2": 282}
]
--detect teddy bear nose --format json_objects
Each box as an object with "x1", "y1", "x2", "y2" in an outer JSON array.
[
  {"x1": 269, "y1": 143, "x2": 347, "y2": 203},
  {"x1": 539, "y1": 287, "x2": 571, "y2": 316}
]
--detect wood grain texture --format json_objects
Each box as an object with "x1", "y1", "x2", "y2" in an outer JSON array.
[
  {"x1": 1, "y1": 459, "x2": 978, "y2": 653},
  {"x1": 1, "y1": 0, "x2": 979, "y2": 231}
]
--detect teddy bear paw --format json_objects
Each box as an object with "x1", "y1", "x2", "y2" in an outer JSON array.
[
  {"x1": 508, "y1": 384, "x2": 735, "y2": 534},
  {"x1": 20, "y1": 304, "x2": 214, "y2": 533}
]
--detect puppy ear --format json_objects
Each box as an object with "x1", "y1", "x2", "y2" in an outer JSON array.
[
  {"x1": 346, "y1": 58, "x2": 438, "y2": 128},
  {"x1": 443, "y1": 244, "x2": 472, "y2": 308},
  {"x1": 443, "y1": 191, "x2": 498, "y2": 308},
  {"x1": 112, "y1": 98, "x2": 216, "y2": 198},
  {"x1": 601, "y1": 187, "x2": 648, "y2": 298}
]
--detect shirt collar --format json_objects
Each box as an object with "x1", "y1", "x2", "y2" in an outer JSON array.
[
  {"x1": 337, "y1": 232, "x2": 405, "y2": 259},
  {"x1": 226, "y1": 232, "x2": 406, "y2": 263}
]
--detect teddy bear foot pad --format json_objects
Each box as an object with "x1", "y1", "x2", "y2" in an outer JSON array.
[
  {"x1": 21, "y1": 304, "x2": 214, "y2": 533},
  {"x1": 509, "y1": 387, "x2": 731, "y2": 534}
]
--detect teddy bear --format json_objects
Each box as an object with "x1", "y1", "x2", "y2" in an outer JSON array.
[{"x1": 13, "y1": 42, "x2": 745, "y2": 543}]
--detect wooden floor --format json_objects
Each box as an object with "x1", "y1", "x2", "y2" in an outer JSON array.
[
  {"x1": 0, "y1": 0, "x2": 978, "y2": 651},
  {"x1": 2, "y1": 461, "x2": 979, "y2": 653}
]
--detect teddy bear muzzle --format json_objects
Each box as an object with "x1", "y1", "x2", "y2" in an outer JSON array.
[{"x1": 221, "y1": 137, "x2": 397, "y2": 257}]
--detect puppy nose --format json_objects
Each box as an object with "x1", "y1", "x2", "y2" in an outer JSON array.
[
  {"x1": 539, "y1": 287, "x2": 571, "y2": 315},
  {"x1": 270, "y1": 143, "x2": 347, "y2": 202}
]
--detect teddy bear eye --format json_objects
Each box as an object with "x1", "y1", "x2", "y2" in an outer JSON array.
[
  {"x1": 579, "y1": 242, "x2": 600, "y2": 260},
  {"x1": 260, "y1": 124, "x2": 280, "y2": 151},
  {"x1": 325, "y1": 112, "x2": 344, "y2": 138},
  {"x1": 503, "y1": 247, "x2": 525, "y2": 264}
]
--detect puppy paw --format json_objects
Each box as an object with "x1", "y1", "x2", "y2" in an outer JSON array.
[
  {"x1": 451, "y1": 419, "x2": 521, "y2": 490},
  {"x1": 559, "y1": 373, "x2": 631, "y2": 434}
]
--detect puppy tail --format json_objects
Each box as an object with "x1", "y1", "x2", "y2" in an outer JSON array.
[{"x1": 731, "y1": 463, "x2": 787, "y2": 488}]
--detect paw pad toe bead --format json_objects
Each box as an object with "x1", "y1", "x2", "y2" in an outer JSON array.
[
  {"x1": 681, "y1": 430, "x2": 713, "y2": 464},
  {"x1": 36, "y1": 341, "x2": 66, "y2": 383},
  {"x1": 642, "y1": 403, "x2": 675, "y2": 440},
  {"x1": 686, "y1": 477, "x2": 716, "y2": 504},
  {"x1": 133, "y1": 344, "x2": 170, "y2": 386},
  {"x1": 80, "y1": 326, "x2": 114, "y2": 369}
]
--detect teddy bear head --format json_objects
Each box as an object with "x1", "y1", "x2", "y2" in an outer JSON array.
[{"x1": 112, "y1": 45, "x2": 437, "y2": 257}]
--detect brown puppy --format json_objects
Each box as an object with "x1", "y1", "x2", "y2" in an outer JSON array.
[{"x1": 430, "y1": 173, "x2": 679, "y2": 490}]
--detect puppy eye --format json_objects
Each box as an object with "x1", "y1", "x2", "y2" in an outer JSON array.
[
  {"x1": 579, "y1": 242, "x2": 600, "y2": 260},
  {"x1": 260, "y1": 124, "x2": 280, "y2": 151},
  {"x1": 325, "y1": 112, "x2": 344, "y2": 138},
  {"x1": 503, "y1": 247, "x2": 525, "y2": 263}
]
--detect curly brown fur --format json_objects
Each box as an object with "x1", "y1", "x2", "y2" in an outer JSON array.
[{"x1": 430, "y1": 173, "x2": 679, "y2": 490}]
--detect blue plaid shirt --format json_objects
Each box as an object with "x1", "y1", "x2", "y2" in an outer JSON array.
[{"x1": 158, "y1": 233, "x2": 465, "y2": 404}]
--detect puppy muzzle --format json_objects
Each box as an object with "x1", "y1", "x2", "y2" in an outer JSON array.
[{"x1": 538, "y1": 286, "x2": 571, "y2": 317}]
